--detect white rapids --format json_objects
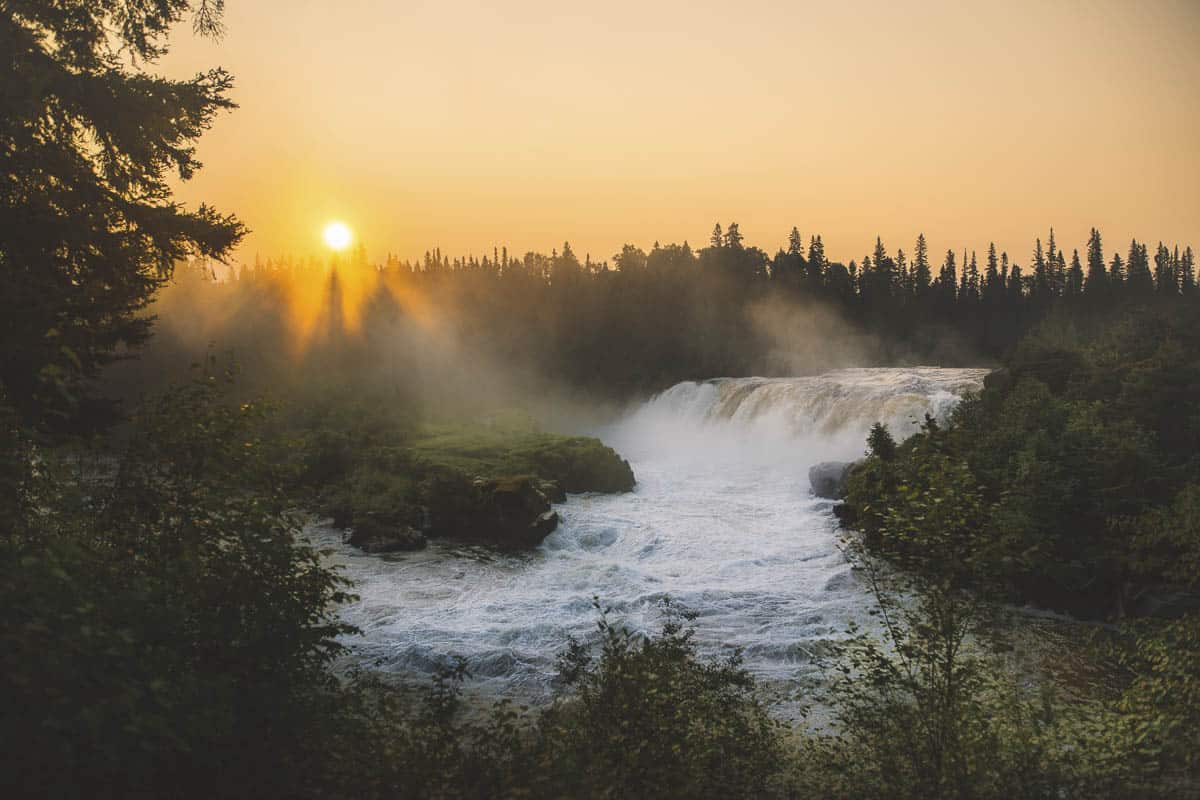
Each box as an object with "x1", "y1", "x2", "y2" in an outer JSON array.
[{"x1": 308, "y1": 367, "x2": 988, "y2": 700}]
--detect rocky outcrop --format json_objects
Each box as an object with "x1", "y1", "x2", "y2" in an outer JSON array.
[
  {"x1": 809, "y1": 461, "x2": 854, "y2": 499},
  {"x1": 462, "y1": 476, "x2": 561, "y2": 548},
  {"x1": 327, "y1": 428, "x2": 636, "y2": 555}
]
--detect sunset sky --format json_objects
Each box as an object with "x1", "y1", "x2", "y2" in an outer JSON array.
[{"x1": 163, "y1": 0, "x2": 1200, "y2": 267}]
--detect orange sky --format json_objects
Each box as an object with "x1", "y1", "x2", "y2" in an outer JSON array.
[{"x1": 163, "y1": 0, "x2": 1200, "y2": 267}]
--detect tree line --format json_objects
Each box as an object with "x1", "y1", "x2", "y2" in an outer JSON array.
[{"x1": 164, "y1": 223, "x2": 1197, "y2": 414}]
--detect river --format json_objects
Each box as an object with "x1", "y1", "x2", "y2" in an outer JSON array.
[{"x1": 307, "y1": 367, "x2": 988, "y2": 704}]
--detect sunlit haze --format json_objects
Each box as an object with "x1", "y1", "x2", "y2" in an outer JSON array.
[
  {"x1": 322, "y1": 221, "x2": 353, "y2": 251},
  {"x1": 163, "y1": 0, "x2": 1200, "y2": 265}
]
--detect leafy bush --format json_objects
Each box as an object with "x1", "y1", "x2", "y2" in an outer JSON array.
[{"x1": 532, "y1": 599, "x2": 785, "y2": 798}]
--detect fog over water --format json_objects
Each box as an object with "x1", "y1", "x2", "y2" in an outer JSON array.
[{"x1": 310, "y1": 367, "x2": 988, "y2": 701}]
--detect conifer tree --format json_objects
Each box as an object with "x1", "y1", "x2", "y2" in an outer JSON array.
[
  {"x1": 1108, "y1": 252, "x2": 1124, "y2": 287},
  {"x1": 710, "y1": 223, "x2": 724, "y2": 249},
  {"x1": 938, "y1": 249, "x2": 958, "y2": 303},
  {"x1": 1052, "y1": 250, "x2": 1067, "y2": 298},
  {"x1": 1032, "y1": 238, "x2": 1050, "y2": 300},
  {"x1": 1125, "y1": 239, "x2": 1154, "y2": 295},
  {"x1": 966, "y1": 251, "x2": 980, "y2": 302},
  {"x1": 1181, "y1": 247, "x2": 1196, "y2": 295},
  {"x1": 807, "y1": 235, "x2": 827, "y2": 285},
  {"x1": 788, "y1": 227, "x2": 804, "y2": 256},
  {"x1": 1154, "y1": 243, "x2": 1176, "y2": 295},
  {"x1": 1084, "y1": 228, "x2": 1107, "y2": 296},
  {"x1": 1, "y1": 0, "x2": 245, "y2": 430},
  {"x1": 1066, "y1": 249, "x2": 1084, "y2": 298},
  {"x1": 983, "y1": 243, "x2": 1001, "y2": 301},
  {"x1": 913, "y1": 233, "x2": 932, "y2": 296},
  {"x1": 1009, "y1": 262, "x2": 1024, "y2": 300}
]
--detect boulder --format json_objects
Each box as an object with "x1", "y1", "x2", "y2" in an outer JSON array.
[
  {"x1": 347, "y1": 516, "x2": 427, "y2": 553},
  {"x1": 809, "y1": 461, "x2": 854, "y2": 499},
  {"x1": 476, "y1": 476, "x2": 560, "y2": 548},
  {"x1": 421, "y1": 474, "x2": 561, "y2": 549}
]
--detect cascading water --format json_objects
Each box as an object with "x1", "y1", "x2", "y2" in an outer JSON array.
[{"x1": 308, "y1": 367, "x2": 988, "y2": 701}]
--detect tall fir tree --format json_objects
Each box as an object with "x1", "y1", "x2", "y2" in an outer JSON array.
[
  {"x1": 1181, "y1": 246, "x2": 1196, "y2": 295},
  {"x1": 1125, "y1": 239, "x2": 1154, "y2": 295},
  {"x1": 1154, "y1": 242, "x2": 1176, "y2": 295},
  {"x1": 1, "y1": 0, "x2": 245, "y2": 431},
  {"x1": 983, "y1": 242, "x2": 1001, "y2": 301},
  {"x1": 1084, "y1": 228, "x2": 1107, "y2": 296},
  {"x1": 807, "y1": 235, "x2": 827, "y2": 285},
  {"x1": 1108, "y1": 252, "x2": 1124, "y2": 287},
  {"x1": 1009, "y1": 262, "x2": 1024, "y2": 301},
  {"x1": 788, "y1": 226, "x2": 804, "y2": 256},
  {"x1": 913, "y1": 233, "x2": 932, "y2": 296},
  {"x1": 938, "y1": 249, "x2": 958, "y2": 303},
  {"x1": 1052, "y1": 250, "x2": 1067, "y2": 298},
  {"x1": 1066, "y1": 249, "x2": 1084, "y2": 298},
  {"x1": 1032, "y1": 238, "x2": 1050, "y2": 300}
]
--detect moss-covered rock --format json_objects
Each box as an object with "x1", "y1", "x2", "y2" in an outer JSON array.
[
  {"x1": 409, "y1": 425, "x2": 635, "y2": 494},
  {"x1": 299, "y1": 415, "x2": 634, "y2": 552}
]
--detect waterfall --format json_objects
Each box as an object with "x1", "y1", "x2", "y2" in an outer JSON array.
[{"x1": 620, "y1": 367, "x2": 988, "y2": 469}]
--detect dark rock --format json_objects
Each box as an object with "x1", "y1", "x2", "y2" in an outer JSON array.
[
  {"x1": 474, "y1": 476, "x2": 560, "y2": 548},
  {"x1": 983, "y1": 367, "x2": 1012, "y2": 394},
  {"x1": 532, "y1": 510, "x2": 559, "y2": 538},
  {"x1": 329, "y1": 503, "x2": 353, "y2": 529},
  {"x1": 347, "y1": 516, "x2": 427, "y2": 554},
  {"x1": 536, "y1": 479, "x2": 567, "y2": 503},
  {"x1": 423, "y1": 474, "x2": 561, "y2": 549},
  {"x1": 809, "y1": 461, "x2": 854, "y2": 499}
]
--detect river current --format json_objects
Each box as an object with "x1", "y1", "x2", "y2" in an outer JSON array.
[{"x1": 307, "y1": 367, "x2": 988, "y2": 701}]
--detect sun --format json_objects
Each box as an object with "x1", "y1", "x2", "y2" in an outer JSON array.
[{"x1": 323, "y1": 221, "x2": 353, "y2": 251}]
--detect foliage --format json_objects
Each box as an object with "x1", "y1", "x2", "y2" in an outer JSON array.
[
  {"x1": 533, "y1": 599, "x2": 785, "y2": 799},
  {"x1": 844, "y1": 305, "x2": 1200, "y2": 617},
  {"x1": 839, "y1": 304, "x2": 1200, "y2": 796},
  {"x1": 0, "y1": 0, "x2": 245, "y2": 432},
  {"x1": 0, "y1": 367, "x2": 361, "y2": 798},
  {"x1": 807, "y1": 455, "x2": 1144, "y2": 798},
  {"x1": 327, "y1": 600, "x2": 787, "y2": 799}
]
